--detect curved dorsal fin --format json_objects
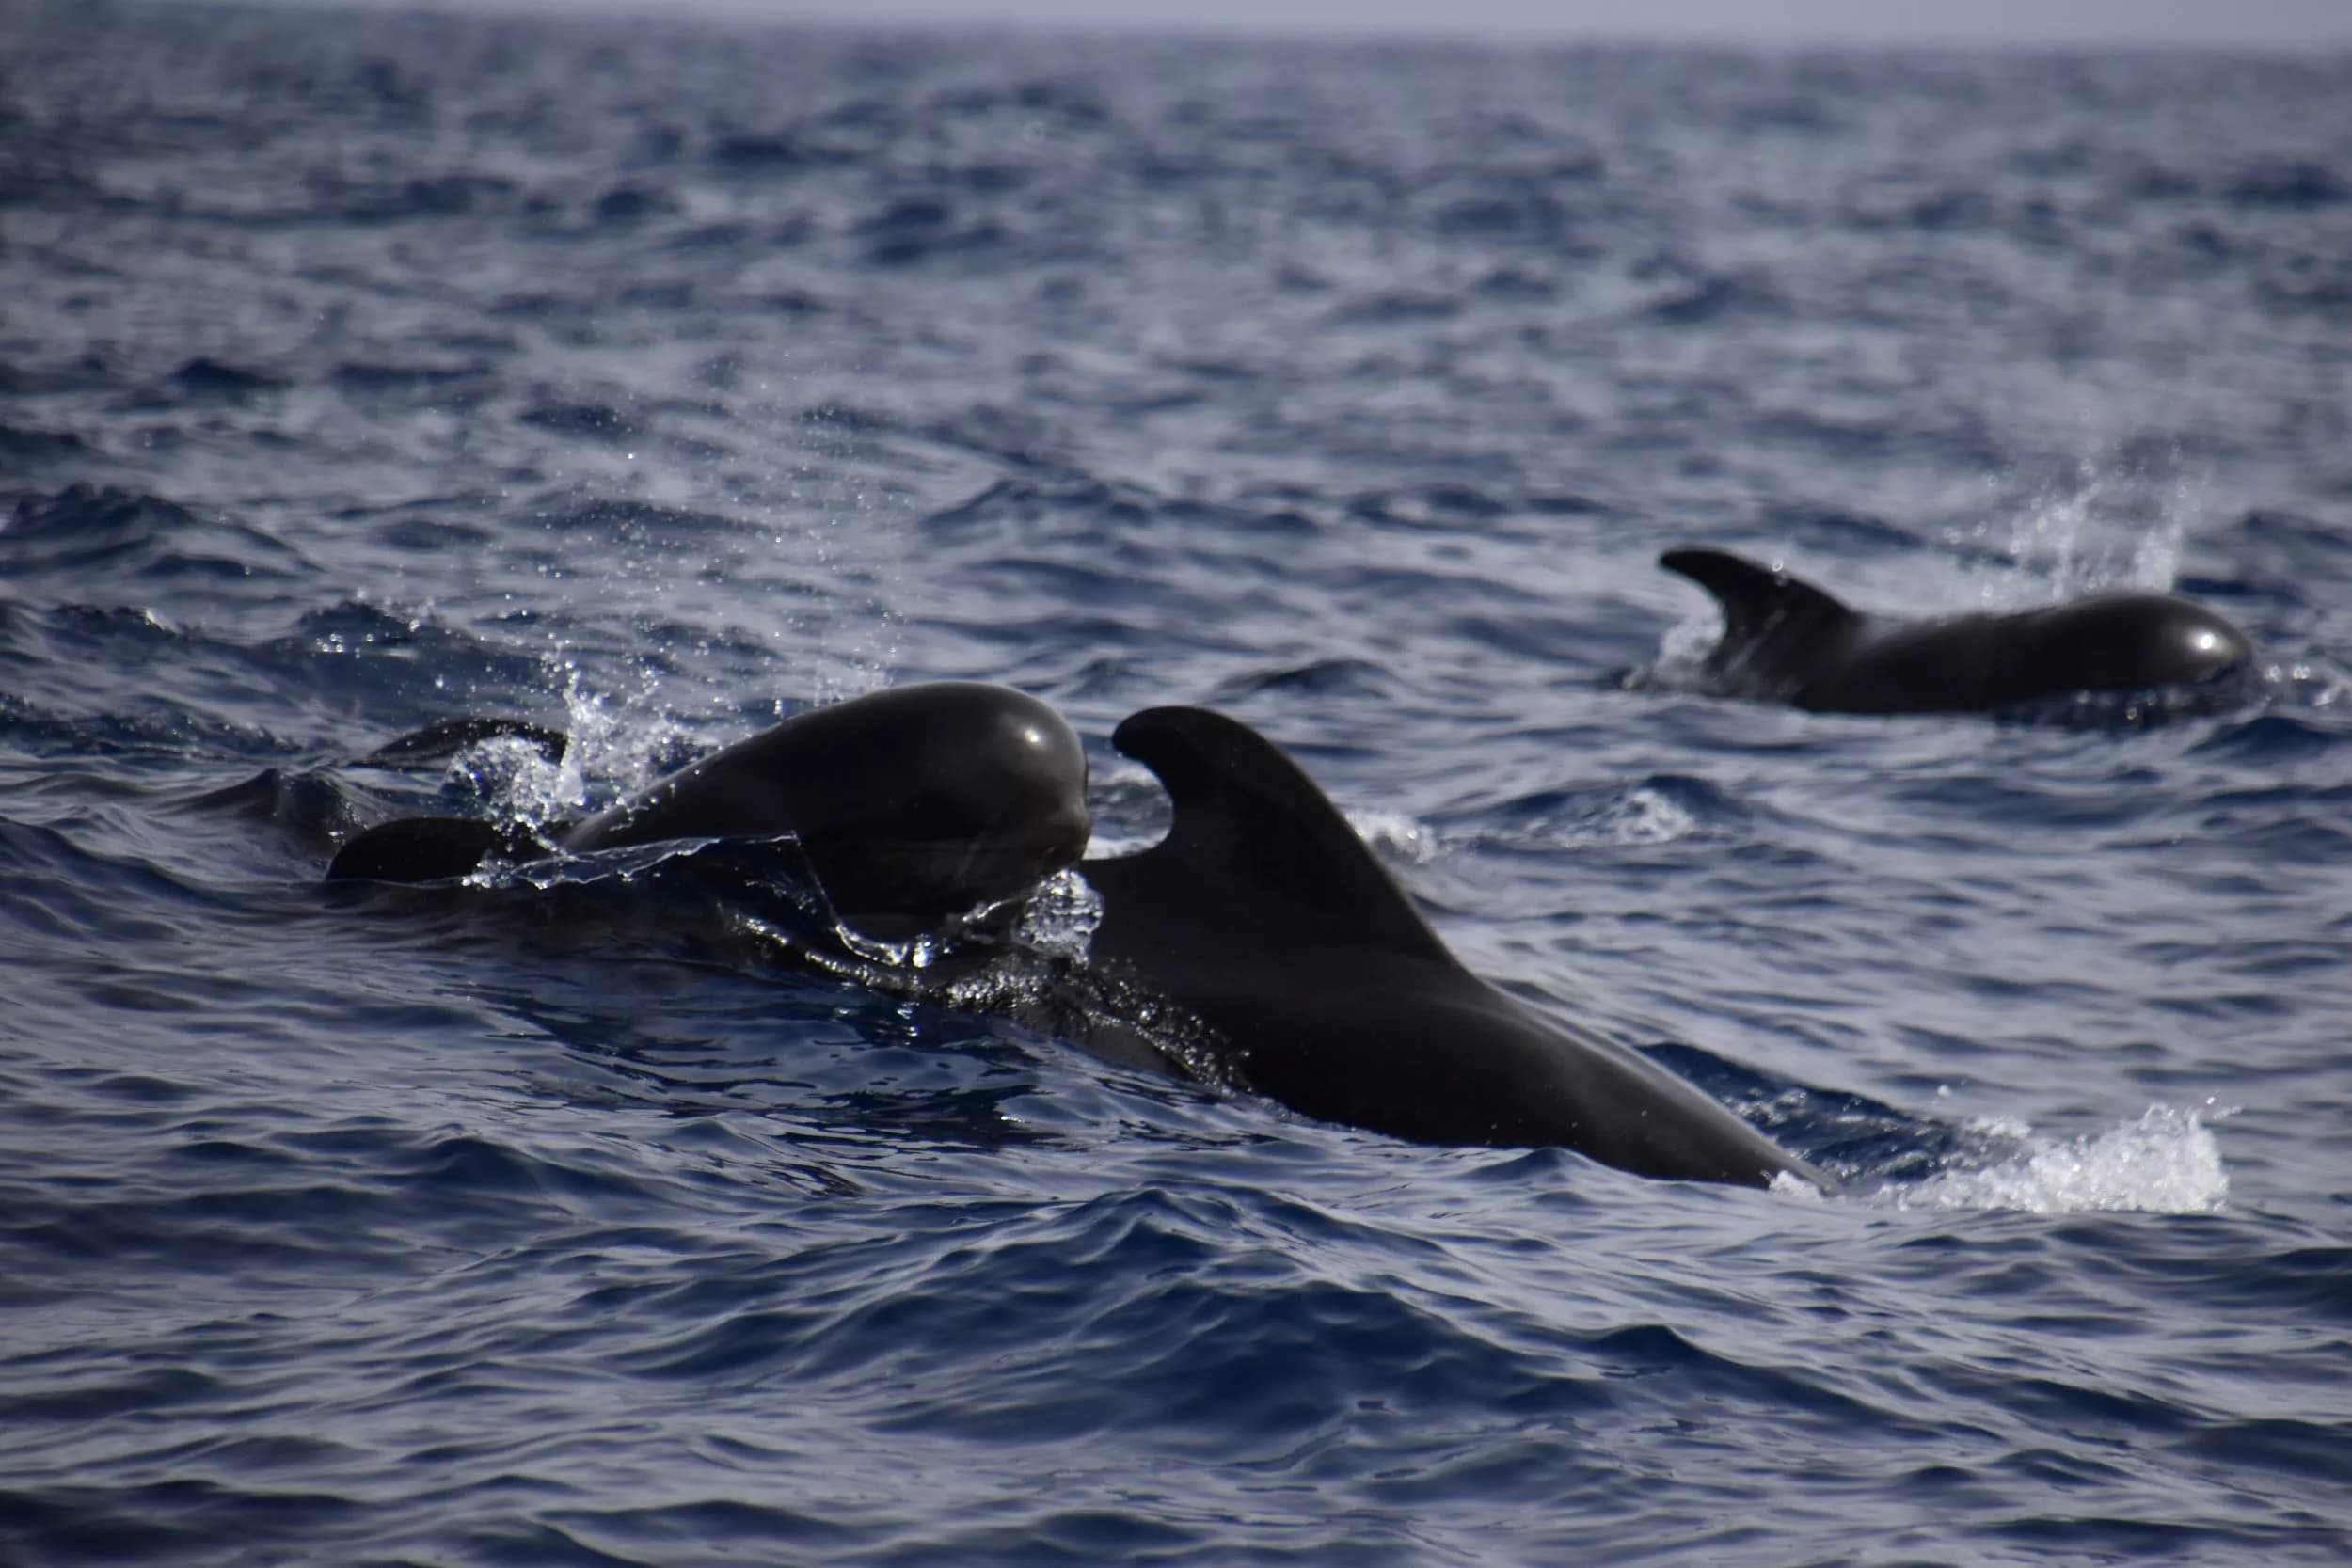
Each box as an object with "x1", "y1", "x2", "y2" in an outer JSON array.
[
  {"x1": 1087, "y1": 706, "x2": 1454, "y2": 966},
  {"x1": 324, "y1": 815, "x2": 551, "y2": 883},
  {"x1": 1659, "y1": 546, "x2": 1860, "y2": 670}
]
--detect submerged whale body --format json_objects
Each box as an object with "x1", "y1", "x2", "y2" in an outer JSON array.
[
  {"x1": 325, "y1": 682, "x2": 1092, "y2": 928},
  {"x1": 1076, "y1": 705, "x2": 1829, "y2": 1190},
  {"x1": 1660, "y1": 546, "x2": 2255, "y2": 715}
]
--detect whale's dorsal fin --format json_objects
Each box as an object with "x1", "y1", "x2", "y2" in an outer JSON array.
[
  {"x1": 325, "y1": 816, "x2": 553, "y2": 883},
  {"x1": 1085, "y1": 705, "x2": 1454, "y2": 966},
  {"x1": 1660, "y1": 546, "x2": 1862, "y2": 677}
]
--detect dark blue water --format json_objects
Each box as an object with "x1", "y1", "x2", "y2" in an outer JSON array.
[{"x1": 5, "y1": 3, "x2": 2351, "y2": 1561}]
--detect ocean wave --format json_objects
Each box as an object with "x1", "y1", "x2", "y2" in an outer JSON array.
[{"x1": 5, "y1": 7, "x2": 2349, "y2": 1564}]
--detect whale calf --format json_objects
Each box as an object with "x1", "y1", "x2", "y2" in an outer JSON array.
[
  {"x1": 1074, "y1": 705, "x2": 1828, "y2": 1190},
  {"x1": 326, "y1": 682, "x2": 1092, "y2": 930},
  {"x1": 1660, "y1": 546, "x2": 2255, "y2": 715}
]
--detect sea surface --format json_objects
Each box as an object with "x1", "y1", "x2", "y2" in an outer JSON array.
[{"x1": 4, "y1": 3, "x2": 2351, "y2": 1562}]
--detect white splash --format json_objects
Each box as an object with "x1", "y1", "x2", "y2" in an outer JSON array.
[
  {"x1": 450, "y1": 670, "x2": 703, "y2": 826},
  {"x1": 560, "y1": 672, "x2": 700, "y2": 800},
  {"x1": 1654, "y1": 602, "x2": 1725, "y2": 672},
  {"x1": 1584, "y1": 784, "x2": 1700, "y2": 847},
  {"x1": 1956, "y1": 447, "x2": 2201, "y2": 602},
  {"x1": 1012, "y1": 866, "x2": 1104, "y2": 961},
  {"x1": 1876, "y1": 1103, "x2": 2230, "y2": 1214},
  {"x1": 1769, "y1": 1169, "x2": 1831, "y2": 1204},
  {"x1": 435, "y1": 732, "x2": 577, "y2": 821},
  {"x1": 1349, "y1": 808, "x2": 1439, "y2": 864}
]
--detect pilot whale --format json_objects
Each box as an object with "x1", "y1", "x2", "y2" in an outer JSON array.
[
  {"x1": 326, "y1": 682, "x2": 1092, "y2": 930},
  {"x1": 1660, "y1": 546, "x2": 2255, "y2": 715},
  {"x1": 1075, "y1": 705, "x2": 1829, "y2": 1190}
]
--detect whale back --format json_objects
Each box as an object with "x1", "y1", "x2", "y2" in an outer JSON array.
[
  {"x1": 1661, "y1": 546, "x2": 2256, "y2": 714},
  {"x1": 1078, "y1": 705, "x2": 1831, "y2": 1190}
]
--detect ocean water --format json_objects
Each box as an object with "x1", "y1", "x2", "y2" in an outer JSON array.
[{"x1": 4, "y1": 3, "x2": 2351, "y2": 1562}]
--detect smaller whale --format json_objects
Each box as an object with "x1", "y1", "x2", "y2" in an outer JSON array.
[
  {"x1": 1074, "y1": 705, "x2": 1829, "y2": 1190},
  {"x1": 326, "y1": 682, "x2": 1092, "y2": 930},
  {"x1": 1660, "y1": 546, "x2": 2255, "y2": 715}
]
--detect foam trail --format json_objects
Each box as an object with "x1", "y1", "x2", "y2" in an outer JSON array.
[{"x1": 1877, "y1": 1103, "x2": 2229, "y2": 1214}]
